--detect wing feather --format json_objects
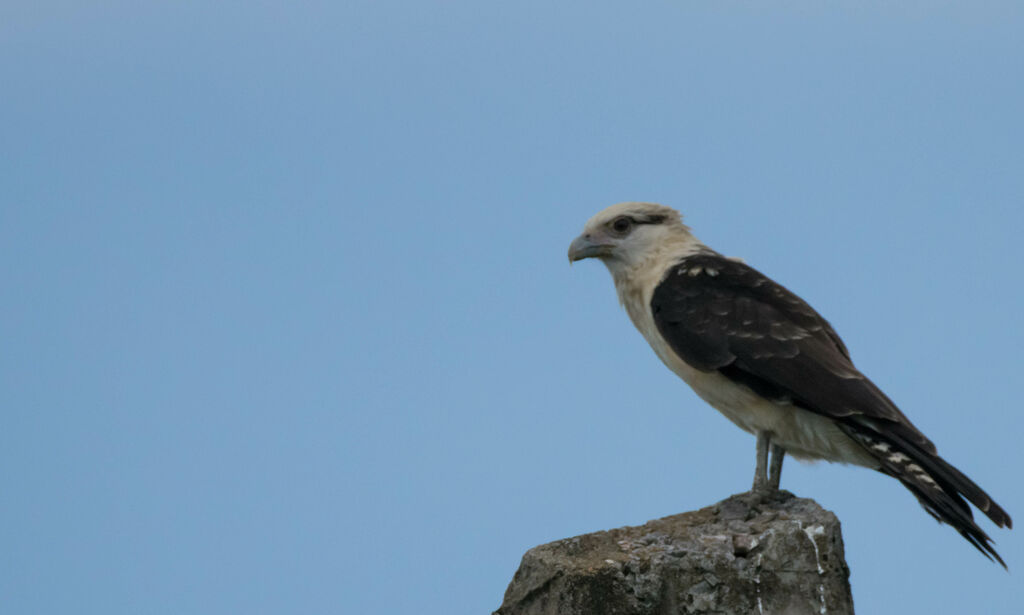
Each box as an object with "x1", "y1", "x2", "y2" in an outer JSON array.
[{"x1": 651, "y1": 253, "x2": 919, "y2": 430}]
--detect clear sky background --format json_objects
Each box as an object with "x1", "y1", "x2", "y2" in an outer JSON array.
[{"x1": 2, "y1": 2, "x2": 1022, "y2": 613}]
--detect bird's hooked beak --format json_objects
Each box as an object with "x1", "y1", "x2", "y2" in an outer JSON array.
[{"x1": 568, "y1": 233, "x2": 613, "y2": 263}]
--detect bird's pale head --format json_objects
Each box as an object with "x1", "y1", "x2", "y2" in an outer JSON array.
[{"x1": 568, "y1": 202, "x2": 696, "y2": 275}]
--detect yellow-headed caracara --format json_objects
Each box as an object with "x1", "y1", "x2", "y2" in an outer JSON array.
[{"x1": 568, "y1": 202, "x2": 1011, "y2": 565}]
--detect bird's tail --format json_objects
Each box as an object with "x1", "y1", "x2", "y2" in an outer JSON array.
[{"x1": 841, "y1": 423, "x2": 1012, "y2": 567}]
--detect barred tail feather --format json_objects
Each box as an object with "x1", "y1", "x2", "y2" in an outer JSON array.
[
  {"x1": 842, "y1": 424, "x2": 1010, "y2": 567},
  {"x1": 878, "y1": 426, "x2": 1013, "y2": 530}
]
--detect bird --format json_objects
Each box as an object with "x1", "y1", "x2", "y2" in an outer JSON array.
[{"x1": 568, "y1": 201, "x2": 1012, "y2": 565}]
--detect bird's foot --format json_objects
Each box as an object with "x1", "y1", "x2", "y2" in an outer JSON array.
[
  {"x1": 739, "y1": 488, "x2": 796, "y2": 512},
  {"x1": 749, "y1": 481, "x2": 778, "y2": 496}
]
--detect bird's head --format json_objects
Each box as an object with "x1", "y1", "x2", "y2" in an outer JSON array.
[{"x1": 568, "y1": 202, "x2": 695, "y2": 275}]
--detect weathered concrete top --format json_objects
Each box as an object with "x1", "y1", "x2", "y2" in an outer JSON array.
[{"x1": 495, "y1": 491, "x2": 853, "y2": 615}]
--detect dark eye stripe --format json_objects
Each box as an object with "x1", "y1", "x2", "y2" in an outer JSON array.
[{"x1": 631, "y1": 214, "x2": 666, "y2": 225}]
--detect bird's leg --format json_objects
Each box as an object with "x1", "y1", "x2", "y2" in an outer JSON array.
[
  {"x1": 768, "y1": 443, "x2": 785, "y2": 490},
  {"x1": 752, "y1": 430, "x2": 770, "y2": 491}
]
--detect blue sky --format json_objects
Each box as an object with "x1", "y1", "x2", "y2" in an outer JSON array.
[{"x1": 2, "y1": 2, "x2": 1022, "y2": 613}]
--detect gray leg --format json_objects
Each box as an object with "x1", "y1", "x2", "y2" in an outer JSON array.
[
  {"x1": 768, "y1": 443, "x2": 785, "y2": 490},
  {"x1": 752, "y1": 430, "x2": 770, "y2": 491}
]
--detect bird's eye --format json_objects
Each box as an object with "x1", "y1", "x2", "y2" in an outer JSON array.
[{"x1": 611, "y1": 217, "x2": 632, "y2": 234}]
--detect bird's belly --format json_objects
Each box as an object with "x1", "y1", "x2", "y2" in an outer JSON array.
[
  {"x1": 689, "y1": 373, "x2": 875, "y2": 467},
  {"x1": 640, "y1": 323, "x2": 877, "y2": 468}
]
